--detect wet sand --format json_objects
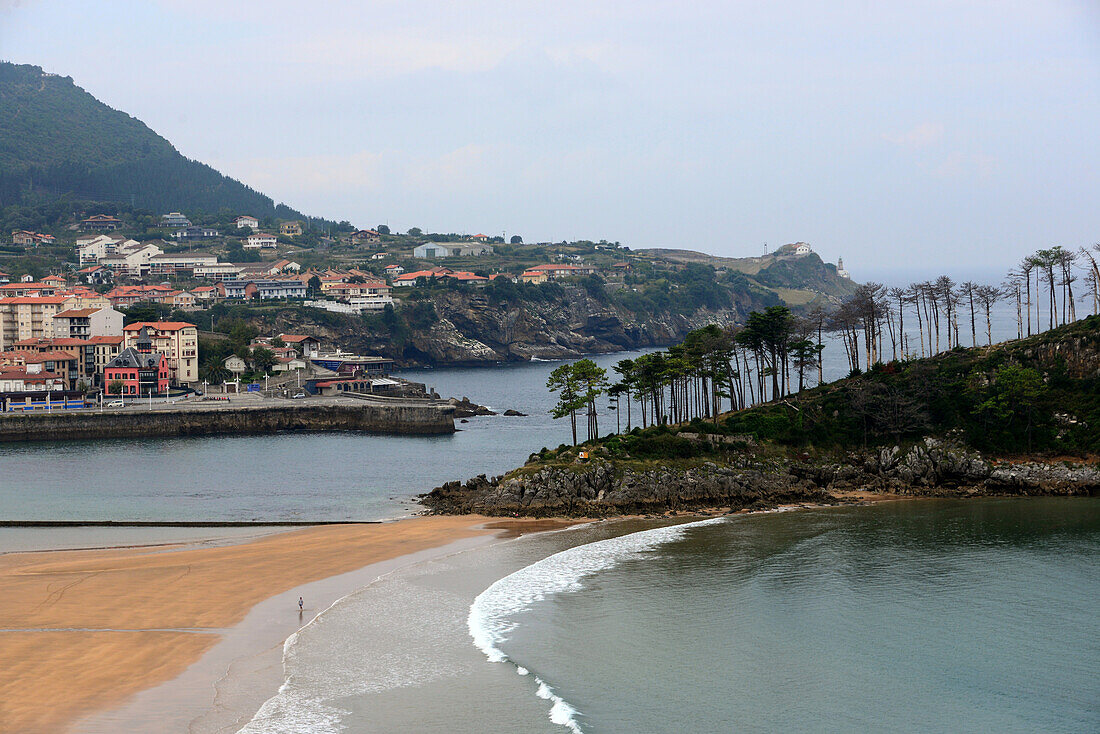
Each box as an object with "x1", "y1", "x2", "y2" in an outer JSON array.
[{"x1": 0, "y1": 516, "x2": 551, "y2": 734}]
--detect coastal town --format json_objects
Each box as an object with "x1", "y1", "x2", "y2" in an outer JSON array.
[{"x1": 2, "y1": 209, "x2": 848, "y2": 412}]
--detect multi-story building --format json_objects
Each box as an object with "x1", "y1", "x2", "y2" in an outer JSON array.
[
  {"x1": 216, "y1": 279, "x2": 307, "y2": 300},
  {"x1": 12, "y1": 338, "x2": 96, "y2": 387},
  {"x1": 234, "y1": 215, "x2": 259, "y2": 229},
  {"x1": 104, "y1": 332, "x2": 170, "y2": 397},
  {"x1": 244, "y1": 233, "x2": 278, "y2": 249},
  {"x1": 193, "y1": 263, "x2": 244, "y2": 281},
  {"x1": 173, "y1": 226, "x2": 220, "y2": 240},
  {"x1": 122, "y1": 321, "x2": 198, "y2": 385},
  {"x1": 90, "y1": 335, "x2": 124, "y2": 385},
  {"x1": 98, "y1": 243, "x2": 164, "y2": 278},
  {"x1": 161, "y1": 212, "x2": 192, "y2": 228},
  {"x1": 52, "y1": 306, "x2": 124, "y2": 340},
  {"x1": 148, "y1": 253, "x2": 220, "y2": 277},
  {"x1": 0, "y1": 296, "x2": 72, "y2": 348},
  {"x1": 279, "y1": 221, "x2": 303, "y2": 236},
  {"x1": 80, "y1": 215, "x2": 122, "y2": 232},
  {"x1": 0, "y1": 349, "x2": 78, "y2": 388}
]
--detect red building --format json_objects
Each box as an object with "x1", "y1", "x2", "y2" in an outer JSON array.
[{"x1": 103, "y1": 327, "x2": 169, "y2": 396}]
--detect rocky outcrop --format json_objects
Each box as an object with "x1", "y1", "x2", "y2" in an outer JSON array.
[
  {"x1": 239, "y1": 287, "x2": 756, "y2": 367},
  {"x1": 449, "y1": 396, "x2": 497, "y2": 418},
  {"x1": 422, "y1": 437, "x2": 1100, "y2": 517}
]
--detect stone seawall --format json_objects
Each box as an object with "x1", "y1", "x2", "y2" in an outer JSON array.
[{"x1": 0, "y1": 402, "x2": 455, "y2": 442}]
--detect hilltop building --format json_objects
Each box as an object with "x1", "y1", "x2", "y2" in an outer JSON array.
[
  {"x1": 837, "y1": 257, "x2": 851, "y2": 279},
  {"x1": 80, "y1": 215, "x2": 122, "y2": 232},
  {"x1": 160, "y1": 212, "x2": 191, "y2": 228}
]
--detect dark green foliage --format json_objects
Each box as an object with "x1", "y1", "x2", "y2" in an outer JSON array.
[
  {"x1": 0, "y1": 63, "x2": 305, "y2": 217},
  {"x1": 724, "y1": 315, "x2": 1100, "y2": 456},
  {"x1": 620, "y1": 431, "x2": 705, "y2": 459}
]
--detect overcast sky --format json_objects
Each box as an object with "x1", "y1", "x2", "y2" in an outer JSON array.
[{"x1": 2, "y1": 1, "x2": 1098, "y2": 279}]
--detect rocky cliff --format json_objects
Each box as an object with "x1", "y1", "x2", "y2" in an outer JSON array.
[
  {"x1": 422, "y1": 437, "x2": 1100, "y2": 517},
  {"x1": 234, "y1": 286, "x2": 755, "y2": 367}
]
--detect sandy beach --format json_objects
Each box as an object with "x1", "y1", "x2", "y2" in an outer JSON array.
[{"x1": 0, "y1": 516, "x2": 570, "y2": 734}]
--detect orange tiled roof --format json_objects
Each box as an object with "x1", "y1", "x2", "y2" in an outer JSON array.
[{"x1": 122, "y1": 321, "x2": 196, "y2": 332}]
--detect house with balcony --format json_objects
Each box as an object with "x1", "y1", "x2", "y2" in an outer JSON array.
[
  {"x1": 234, "y1": 215, "x2": 259, "y2": 229},
  {"x1": 173, "y1": 226, "x2": 220, "y2": 240},
  {"x1": 52, "y1": 306, "x2": 123, "y2": 340},
  {"x1": 244, "y1": 233, "x2": 278, "y2": 249},
  {"x1": 148, "y1": 253, "x2": 220, "y2": 277},
  {"x1": 279, "y1": 221, "x2": 303, "y2": 236},
  {"x1": 160, "y1": 212, "x2": 192, "y2": 228},
  {"x1": 80, "y1": 214, "x2": 123, "y2": 232}
]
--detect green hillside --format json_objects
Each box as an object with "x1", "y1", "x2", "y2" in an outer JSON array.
[{"x1": 0, "y1": 62, "x2": 302, "y2": 217}]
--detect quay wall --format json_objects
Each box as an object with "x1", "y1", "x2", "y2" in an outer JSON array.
[{"x1": 0, "y1": 402, "x2": 455, "y2": 442}]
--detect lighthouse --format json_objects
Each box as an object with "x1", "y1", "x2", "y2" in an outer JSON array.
[{"x1": 836, "y1": 257, "x2": 851, "y2": 279}]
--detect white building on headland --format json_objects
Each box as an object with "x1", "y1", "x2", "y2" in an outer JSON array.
[
  {"x1": 836, "y1": 257, "x2": 851, "y2": 279},
  {"x1": 794, "y1": 242, "x2": 812, "y2": 256}
]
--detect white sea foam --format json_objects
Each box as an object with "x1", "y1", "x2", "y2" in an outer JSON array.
[{"x1": 468, "y1": 516, "x2": 727, "y2": 732}]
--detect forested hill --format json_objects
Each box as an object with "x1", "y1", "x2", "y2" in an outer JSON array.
[{"x1": 0, "y1": 62, "x2": 302, "y2": 217}]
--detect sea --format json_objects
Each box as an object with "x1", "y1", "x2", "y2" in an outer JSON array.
[
  {"x1": 237, "y1": 498, "x2": 1099, "y2": 733},
  {"x1": 4, "y1": 297, "x2": 1096, "y2": 733}
]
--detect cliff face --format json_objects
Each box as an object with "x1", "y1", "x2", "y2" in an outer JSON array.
[
  {"x1": 422, "y1": 437, "x2": 1100, "y2": 517},
  {"x1": 394, "y1": 288, "x2": 749, "y2": 364},
  {"x1": 251, "y1": 285, "x2": 756, "y2": 366}
]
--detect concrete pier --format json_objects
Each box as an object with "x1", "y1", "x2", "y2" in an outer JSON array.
[{"x1": 0, "y1": 396, "x2": 455, "y2": 442}]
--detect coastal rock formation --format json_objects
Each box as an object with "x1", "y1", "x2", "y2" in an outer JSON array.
[
  {"x1": 449, "y1": 396, "x2": 497, "y2": 418},
  {"x1": 422, "y1": 437, "x2": 1100, "y2": 517}
]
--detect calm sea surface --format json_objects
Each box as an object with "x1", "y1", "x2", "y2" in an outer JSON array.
[
  {"x1": 241, "y1": 498, "x2": 1099, "y2": 733},
  {"x1": 0, "y1": 298, "x2": 1062, "y2": 523}
]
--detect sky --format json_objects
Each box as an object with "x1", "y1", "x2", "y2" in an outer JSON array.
[{"x1": 1, "y1": 0, "x2": 1098, "y2": 280}]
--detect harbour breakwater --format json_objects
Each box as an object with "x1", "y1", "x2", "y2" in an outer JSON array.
[
  {"x1": 423, "y1": 437, "x2": 1100, "y2": 516},
  {"x1": 0, "y1": 400, "x2": 455, "y2": 442}
]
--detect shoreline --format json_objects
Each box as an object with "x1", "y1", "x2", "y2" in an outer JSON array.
[
  {"x1": 3, "y1": 494, "x2": 918, "y2": 733},
  {"x1": 0, "y1": 515, "x2": 576, "y2": 733}
]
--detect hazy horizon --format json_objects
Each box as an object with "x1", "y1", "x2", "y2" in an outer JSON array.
[{"x1": 2, "y1": 1, "x2": 1098, "y2": 279}]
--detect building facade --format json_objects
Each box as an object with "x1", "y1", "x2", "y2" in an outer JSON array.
[{"x1": 122, "y1": 321, "x2": 199, "y2": 385}]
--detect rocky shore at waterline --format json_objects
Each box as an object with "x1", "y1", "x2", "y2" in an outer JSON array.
[{"x1": 421, "y1": 437, "x2": 1100, "y2": 517}]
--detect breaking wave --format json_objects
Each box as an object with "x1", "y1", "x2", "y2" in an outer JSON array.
[{"x1": 467, "y1": 516, "x2": 727, "y2": 732}]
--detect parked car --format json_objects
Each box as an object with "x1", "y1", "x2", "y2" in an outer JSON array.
[
  {"x1": 106, "y1": 400, "x2": 123, "y2": 407},
  {"x1": 292, "y1": 392, "x2": 306, "y2": 399}
]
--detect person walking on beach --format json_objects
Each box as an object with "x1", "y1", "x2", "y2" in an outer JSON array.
[{"x1": 298, "y1": 596, "x2": 304, "y2": 612}]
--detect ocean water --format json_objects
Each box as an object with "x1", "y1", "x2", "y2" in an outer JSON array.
[
  {"x1": 0, "y1": 297, "x2": 1044, "y2": 523},
  {"x1": 242, "y1": 498, "x2": 1099, "y2": 733},
  {"x1": 0, "y1": 349, "x2": 660, "y2": 523}
]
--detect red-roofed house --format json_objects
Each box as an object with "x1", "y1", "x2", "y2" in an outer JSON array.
[
  {"x1": 122, "y1": 321, "x2": 198, "y2": 384},
  {"x1": 105, "y1": 284, "x2": 177, "y2": 308},
  {"x1": 278, "y1": 334, "x2": 321, "y2": 358}
]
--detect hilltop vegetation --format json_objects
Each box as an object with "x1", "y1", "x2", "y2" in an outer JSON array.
[{"x1": 0, "y1": 62, "x2": 303, "y2": 217}]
